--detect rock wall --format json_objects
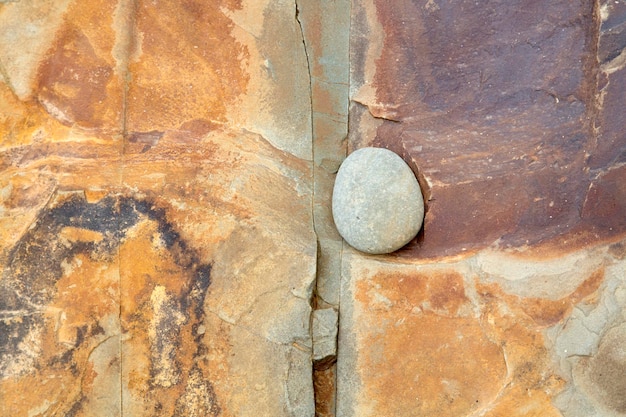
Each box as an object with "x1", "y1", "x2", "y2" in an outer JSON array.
[
  {"x1": 0, "y1": 1, "x2": 316, "y2": 415},
  {"x1": 0, "y1": 1, "x2": 624, "y2": 416},
  {"x1": 340, "y1": 1, "x2": 626, "y2": 416}
]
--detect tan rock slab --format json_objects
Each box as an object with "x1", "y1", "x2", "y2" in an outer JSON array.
[{"x1": 0, "y1": 0, "x2": 317, "y2": 415}]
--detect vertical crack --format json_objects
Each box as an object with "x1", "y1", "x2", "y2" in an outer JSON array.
[
  {"x1": 295, "y1": 1, "x2": 350, "y2": 415},
  {"x1": 294, "y1": 0, "x2": 315, "y2": 214},
  {"x1": 113, "y1": 1, "x2": 139, "y2": 414},
  {"x1": 295, "y1": 4, "x2": 324, "y2": 417},
  {"x1": 294, "y1": 4, "x2": 322, "y2": 416}
]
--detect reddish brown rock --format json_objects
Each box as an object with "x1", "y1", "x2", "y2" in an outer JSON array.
[
  {"x1": 350, "y1": 0, "x2": 626, "y2": 258},
  {"x1": 35, "y1": 0, "x2": 124, "y2": 131}
]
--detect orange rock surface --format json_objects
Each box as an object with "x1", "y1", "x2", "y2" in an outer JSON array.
[{"x1": 1, "y1": 0, "x2": 625, "y2": 416}]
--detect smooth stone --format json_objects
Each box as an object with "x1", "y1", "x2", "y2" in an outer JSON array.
[{"x1": 332, "y1": 147, "x2": 424, "y2": 254}]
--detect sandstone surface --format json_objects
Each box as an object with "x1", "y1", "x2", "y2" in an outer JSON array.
[
  {"x1": 0, "y1": 1, "x2": 316, "y2": 416},
  {"x1": 338, "y1": 0, "x2": 626, "y2": 416},
  {"x1": 1, "y1": 0, "x2": 625, "y2": 416}
]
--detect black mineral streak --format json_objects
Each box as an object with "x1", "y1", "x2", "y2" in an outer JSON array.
[{"x1": 0, "y1": 193, "x2": 213, "y2": 386}]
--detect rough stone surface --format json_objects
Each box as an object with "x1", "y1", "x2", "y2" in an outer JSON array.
[
  {"x1": 338, "y1": 0, "x2": 626, "y2": 416},
  {"x1": 0, "y1": 1, "x2": 316, "y2": 416},
  {"x1": 350, "y1": 0, "x2": 626, "y2": 259},
  {"x1": 299, "y1": 0, "x2": 350, "y2": 310},
  {"x1": 312, "y1": 308, "x2": 339, "y2": 362},
  {"x1": 1, "y1": 0, "x2": 626, "y2": 416},
  {"x1": 336, "y1": 248, "x2": 626, "y2": 417},
  {"x1": 332, "y1": 147, "x2": 424, "y2": 254}
]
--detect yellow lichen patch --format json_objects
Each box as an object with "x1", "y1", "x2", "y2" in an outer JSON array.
[
  {"x1": 367, "y1": 314, "x2": 507, "y2": 416},
  {"x1": 356, "y1": 270, "x2": 469, "y2": 317},
  {"x1": 466, "y1": 269, "x2": 607, "y2": 415},
  {"x1": 0, "y1": 83, "x2": 72, "y2": 150},
  {"x1": 0, "y1": 309, "x2": 113, "y2": 416},
  {"x1": 84, "y1": 188, "x2": 109, "y2": 203},
  {"x1": 198, "y1": 316, "x2": 235, "y2": 416},
  {"x1": 0, "y1": 170, "x2": 57, "y2": 261},
  {"x1": 118, "y1": 215, "x2": 213, "y2": 415},
  {"x1": 148, "y1": 285, "x2": 186, "y2": 388},
  {"x1": 477, "y1": 268, "x2": 605, "y2": 329},
  {"x1": 0, "y1": 364, "x2": 83, "y2": 416},
  {"x1": 475, "y1": 289, "x2": 568, "y2": 416},
  {"x1": 119, "y1": 218, "x2": 186, "y2": 317},
  {"x1": 349, "y1": 265, "x2": 585, "y2": 416},
  {"x1": 485, "y1": 384, "x2": 564, "y2": 417}
]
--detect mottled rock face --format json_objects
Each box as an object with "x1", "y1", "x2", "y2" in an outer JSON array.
[
  {"x1": 1, "y1": 193, "x2": 216, "y2": 414},
  {"x1": 0, "y1": 1, "x2": 317, "y2": 415},
  {"x1": 332, "y1": 147, "x2": 424, "y2": 254},
  {"x1": 580, "y1": 324, "x2": 626, "y2": 414},
  {"x1": 338, "y1": 0, "x2": 626, "y2": 416},
  {"x1": 1, "y1": 0, "x2": 626, "y2": 416},
  {"x1": 350, "y1": 0, "x2": 626, "y2": 259}
]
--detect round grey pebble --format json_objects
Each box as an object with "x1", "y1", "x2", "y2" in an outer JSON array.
[{"x1": 332, "y1": 147, "x2": 424, "y2": 254}]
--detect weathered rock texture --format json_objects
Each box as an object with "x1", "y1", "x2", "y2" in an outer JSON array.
[
  {"x1": 350, "y1": 0, "x2": 626, "y2": 259},
  {"x1": 0, "y1": 1, "x2": 316, "y2": 416},
  {"x1": 338, "y1": 0, "x2": 626, "y2": 416},
  {"x1": 1, "y1": 0, "x2": 625, "y2": 416}
]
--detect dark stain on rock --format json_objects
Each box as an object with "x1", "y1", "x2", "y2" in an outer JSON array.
[
  {"x1": 0, "y1": 316, "x2": 39, "y2": 370},
  {"x1": 126, "y1": 130, "x2": 164, "y2": 153},
  {"x1": 0, "y1": 192, "x2": 214, "y2": 393},
  {"x1": 609, "y1": 241, "x2": 626, "y2": 259},
  {"x1": 65, "y1": 395, "x2": 85, "y2": 417},
  {"x1": 190, "y1": 264, "x2": 212, "y2": 322},
  {"x1": 48, "y1": 349, "x2": 77, "y2": 370}
]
